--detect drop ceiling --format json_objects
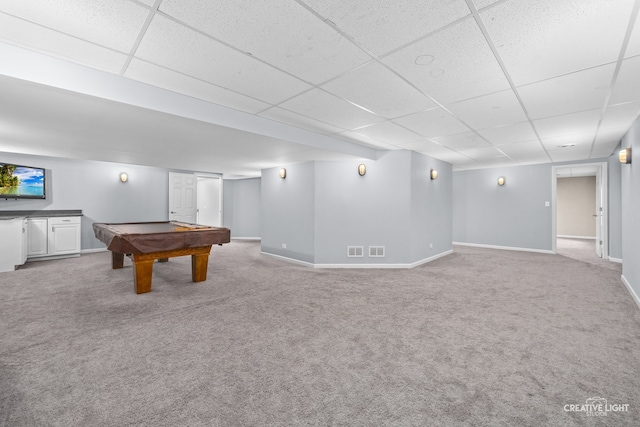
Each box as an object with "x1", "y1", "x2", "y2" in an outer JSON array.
[{"x1": 0, "y1": 0, "x2": 639, "y2": 177}]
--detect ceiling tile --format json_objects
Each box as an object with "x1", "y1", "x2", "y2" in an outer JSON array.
[
  {"x1": 458, "y1": 146, "x2": 506, "y2": 161},
  {"x1": 432, "y1": 151, "x2": 478, "y2": 166},
  {"x1": 393, "y1": 107, "x2": 469, "y2": 138},
  {"x1": 625, "y1": 8, "x2": 640, "y2": 57},
  {"x1": 354, "y1": 121, "x2": 423, "y2": 146},
  {"x1": 432, "y1": 131, "x2": 491, "y2": 150},
  {"x1": 477, "y1": 121, "x2": 538, "y2": 145},
  {"x1": 513, "y1": 154, "x2": 552, "y2": 165},
  {"x1": 600, "y1": 101, "x2": 640, "y2": 132},
  {"x1": 447, "y1": 89, "x2": 528, "y2": 128},
  {"x1": 125, "y1": 59, "x2": 271, "y2": 114},
  {"x1": 321, "y1": 61, "x2": 436, "y2": 119},
  {"x1": 610, "y1": 56, "x2": 640, "y2": 105},
  {"x1": 334, "y1": 131, "x2": 398, "y2": 150},
  {"x1": 135, "y1": 15, "x2": 312, "y2": 104},
  {"x1": 0, "y1": 0, "x2": 149, "y2": 52},
  {"x1": 471, "y1": 0, "x2": 503, "y2": 10},
  {"x1": 533, "y1": 109, "x2": 602, "y2": 139},
  {"x1": 0, "y1": 13, "x2": 127, "y2": 73},
  {"x1": 384, "y1": 17, "x2": 510, "y2": 104},
  {"x1": 258, "y1": 106, "x2": 345, "y2": 135},
  {"x1": 591, "y1": 131, "x2": 623, "y2": 158},
  {"x1": 473, "y1": 156, "x2": 517, "y2": 168},
  {"x1": 547, "y1": 145, "x2": 592, "y2": 162},
  {"x1": 497, "y1": 140, "x2": 548, "y2": 158},
  {"x1": 301, "y1": 0, "x2": 470, "y2": 56},
  {"x1": 518, "y1": 64, "x2": 616, "y2": 119},
  {"x1": 401, "y1": 139, "x2": 452, "y2": 156},
  {"x1": 482, "y1": 0, "x2": 633, "y2": 85},
  {"x1": 278, "y1": 89, "x2": 384, "y2": 130},
  {"x1": 158, "y1": 0, "x2": 371, "y2": 85},
  {"x1": 136, "y1": 0, "x2": 156, "y2": 7},
  {"x1": 540, "y1": 133, "x2": 595, "y2": 152}
]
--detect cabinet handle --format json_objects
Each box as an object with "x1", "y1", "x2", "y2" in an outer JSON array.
[
  {"x1": 62, "y1": 219, "x2": 71, "y2": 222},
  {"x1": 52, "y1": 226, "x2": 55, "y2": 232}
]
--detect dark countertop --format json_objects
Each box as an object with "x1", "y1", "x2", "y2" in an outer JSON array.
[{"x1": 0, "y1": 210, "x2": 83, "y2": 218}]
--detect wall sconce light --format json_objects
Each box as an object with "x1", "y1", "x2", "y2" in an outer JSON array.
[
  {"x1": 619, "y1": 148, "x2": 632, "y2": 164},
  {"x1": 358, "y1": 164, "x2": 366, "y2": 176},
  {"x1": 430, "y1": 169, "x2": 438, "y2": 180},
  {"x1": 119, "y1": 172, "x2": 128, "y2": 183},
  {"x1": 498, "y1": 176, "x2": 506, "y2": 186},
  {"x1": 279, "y1": 168, "x2": 287, "y2": 179}
]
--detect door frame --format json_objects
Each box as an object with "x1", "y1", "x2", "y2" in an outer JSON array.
[{"x1": 551, "y1": 161, "x2": 608, "y2": 258}]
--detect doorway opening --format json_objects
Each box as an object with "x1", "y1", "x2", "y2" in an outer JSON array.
[
  {"x1": 551, "y1": 162, "x2": 608, "y2": 261},
  {"x1": 168, "y1": 172, "x2": 222, "y2": 226}
]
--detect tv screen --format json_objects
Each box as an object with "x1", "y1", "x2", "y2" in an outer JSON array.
[{"x1": 0, "y1": 163, "x2": 46, "y2": 199}]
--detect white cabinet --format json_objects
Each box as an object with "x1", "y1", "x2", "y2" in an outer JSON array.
[
  {"x1": 27, "y1": 218, "x2": 48, "y2": 257},
  {"x1": 27, "y1": 216, "x2": 81, "y2": 259},
  {"x1": 0, "y1": 217, "x2": 26, "y2": 272},
  {"x1": 48, "y1": 217, "x2": 81, "y2": 256}
]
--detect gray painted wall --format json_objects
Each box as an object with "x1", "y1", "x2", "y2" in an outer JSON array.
[
  {"x1": 261, "y1": 151, "x2": 452, "y2": 265},
  {"x1": 314, "y1": 151, "x2": 412, "y2": 264},
  {"x1": 261, "y1": 162, "x2": 316, "y2": 263},
  {"x1": 453, "y1": 163, "x2": 553, "y2": 251},
  {"x1": 0, "y1": 151, "x2": 168, "y2": 250},
  {"x1": 223, "y1": 178, "x2": 261, "y2": 238},
  {"x1": 607, "y1": 149, "x2": 623, "y2": 260},
  {"x1": 410, "y1": 151, "x2": 453, "y2": 261},
  {"x1": 620, "y1": 118, "x2": 640, "y2": 300}
]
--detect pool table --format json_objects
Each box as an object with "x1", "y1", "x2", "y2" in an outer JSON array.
[{"x1": 93, "y1": 221, "x2": 231, "y2": 294}]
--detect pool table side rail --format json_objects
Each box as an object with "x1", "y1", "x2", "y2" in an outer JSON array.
[{"x1": 92, "y1": 221, "x2": 231, "y2": 254}]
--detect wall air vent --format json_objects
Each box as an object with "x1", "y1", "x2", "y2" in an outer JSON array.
[
  {"x1": 369, "y1": 246, "x2": 385, "y2": 257},
  {"x1": 347, "y1": 246, "x2": 364, "y2": 257}
]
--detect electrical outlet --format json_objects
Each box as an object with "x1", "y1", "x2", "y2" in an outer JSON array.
[
  {"x1": 429, "y1": 243, "x2": 433, "y2": 248},
  {"x1": 282, "y1": 243, "x2": 287, "y2": 249}
]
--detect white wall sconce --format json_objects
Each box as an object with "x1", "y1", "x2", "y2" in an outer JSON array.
[
  {"x1": 430, "y1": 169, "x2": 438, "y2": 180},
  {"x1": 358, "y1": 164, "x2": 366, "y2": 176},
  {"x1": 619, "y1": 148, "x2": 632, "y2": 164},
  {"x1": 498, "y1": 176, "x2": 506, "y2": 186},
  {"x1": 279, "y1": 168, "x2": 287, "y2": 179},
  {"x1": 119, "y1": 172, "x2": 128, "y2": 183}
]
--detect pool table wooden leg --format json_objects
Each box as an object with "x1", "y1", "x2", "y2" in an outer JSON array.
[
  {"x1": 112, "y1": 251, "x2": 124, "y2": 269},
  {"x1": 191, "y1": 253, "x2": 210, "y2": 282},
  {"x1": 132, "y1": 259, "x2": 154, "y2": 294}
]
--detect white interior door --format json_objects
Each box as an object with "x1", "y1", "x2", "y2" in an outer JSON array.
[
  {"x1": 168, "y1": 172, "x2": 197, "y2": 223},
  {"x1": 595, "y1": 166, "x2": 603, "y2": 258},
  {"x1": 196, "y1": 176, "x2": 222, "y2": 226}
]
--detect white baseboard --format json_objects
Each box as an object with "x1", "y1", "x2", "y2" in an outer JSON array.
[
  {"x1": 81, "y1": 248, "x2": 108, "y2": 254},
  {"x1": 609, "y1": 257, "x2": 623, "y2": 264},
  {"x1": 557, "y1": 235, "x2": 596, "y2": 240},
  {"x1": 621, "y1": 275, "x2": 640, "y2": 311},
  {"x1": 260, "y1": 249, "x2": 453, "y2": 269},
  {"x1": 452, "y1": 242, "x2": 554, "y2": 255}
]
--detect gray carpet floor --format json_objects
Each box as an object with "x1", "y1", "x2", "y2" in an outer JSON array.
[{"x1": 1, "y1": 241, "x2": 639, "y2": 426}]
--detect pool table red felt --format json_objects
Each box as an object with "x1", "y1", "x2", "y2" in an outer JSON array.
[{"x1": 93, "y1": 221, "x2": 231, "y2": 294}]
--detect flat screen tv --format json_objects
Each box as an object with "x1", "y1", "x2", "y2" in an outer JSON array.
[{"x1": 0, "y1": 163, "x2": 46, "y2": 199}]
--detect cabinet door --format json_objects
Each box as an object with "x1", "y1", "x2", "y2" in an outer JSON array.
[
  {"x1": 49, "y1": 217, "x2": 81, "y2": 255},
  {"x1": 27, "y1": 218, "x2": 48, "y2": 256}
]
